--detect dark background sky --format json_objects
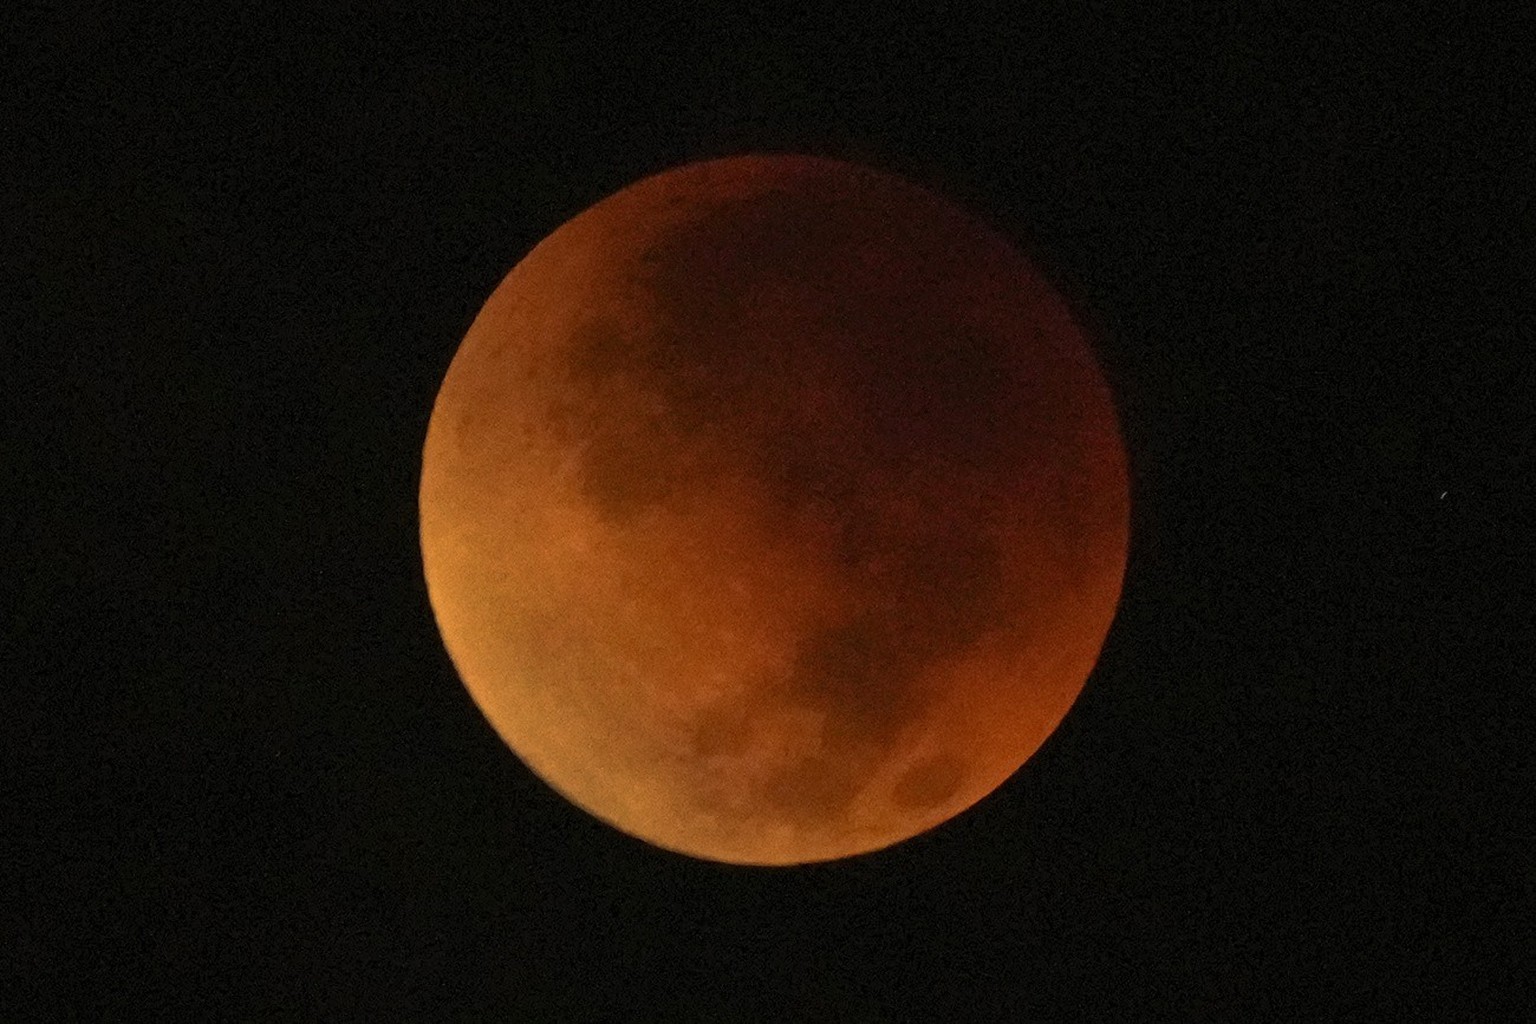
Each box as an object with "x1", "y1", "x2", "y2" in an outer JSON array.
[{"x1": 11, "y1": 4, "x2": 1528, "y2": 1019}]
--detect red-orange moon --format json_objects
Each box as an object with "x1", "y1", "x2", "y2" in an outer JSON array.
[{"x1": 420, "y1": 154, "x2": 1128, "y2": 865}]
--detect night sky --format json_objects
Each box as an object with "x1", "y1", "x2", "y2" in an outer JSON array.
[{"x1": 12, "y1": 6, "x2": 1527, "y2": 1019}]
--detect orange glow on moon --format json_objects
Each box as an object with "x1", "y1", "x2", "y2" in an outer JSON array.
[{"x1": 420, "y1": 154, "x2": 1129, "y2": 865}]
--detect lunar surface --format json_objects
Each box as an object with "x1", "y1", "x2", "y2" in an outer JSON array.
[{"x1": 420, "y1": 154, "x2": 1129, "y2": 865}]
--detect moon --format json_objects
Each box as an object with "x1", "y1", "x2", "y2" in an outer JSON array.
[{"x1": 420, "y1": 154, "x2": 1128, "y2": 865}]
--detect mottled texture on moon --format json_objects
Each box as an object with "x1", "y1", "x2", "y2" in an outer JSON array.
[{"x1": 420, "y1": 155, "x2": 1129, "y2": 865}]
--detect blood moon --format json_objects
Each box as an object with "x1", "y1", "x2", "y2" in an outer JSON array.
[{"x1": 420, "y1": 154, "x2": 1128, "y2": 865}]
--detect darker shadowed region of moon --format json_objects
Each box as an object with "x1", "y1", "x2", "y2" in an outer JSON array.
[{"x1": 420, "y1": 155, "x2": 1128, "y2": 865}]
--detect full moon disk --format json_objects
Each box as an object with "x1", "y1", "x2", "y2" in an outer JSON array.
[{"x1": 421, "y1": 154, "x2": 1128, "y2": 865}]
